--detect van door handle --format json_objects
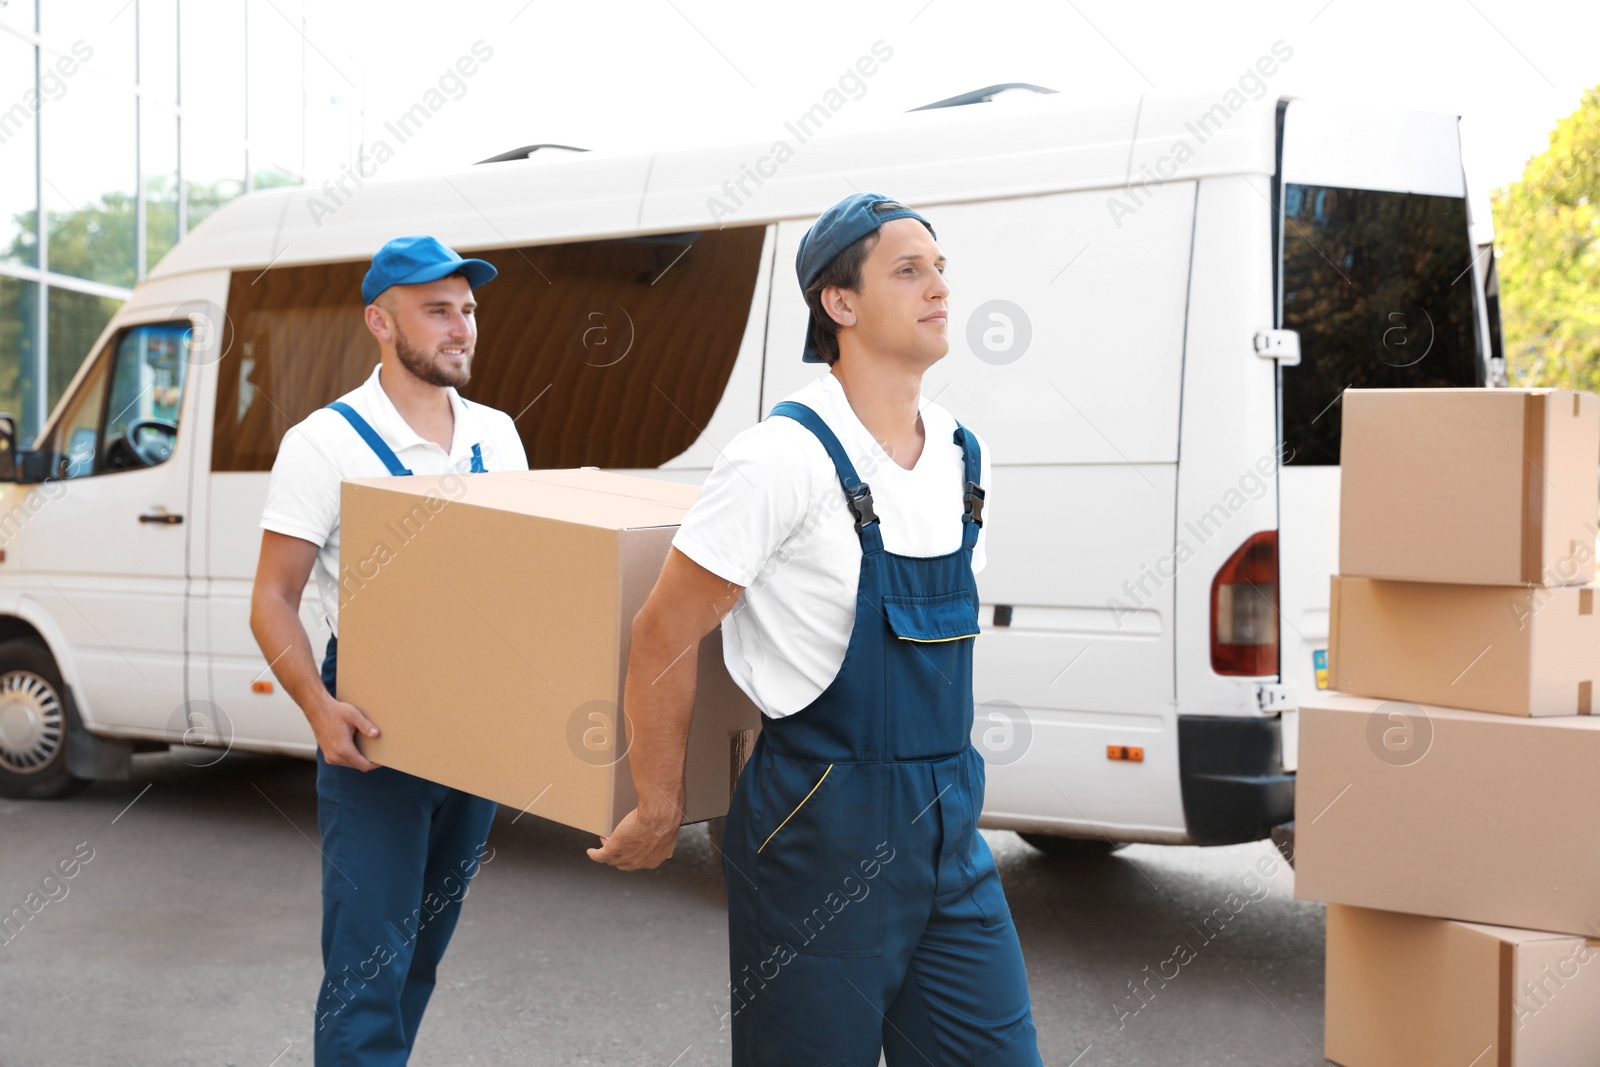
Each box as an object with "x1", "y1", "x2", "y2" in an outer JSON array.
[{"x1": 139, "y1": 510, "x2": 184, "y2": 525}]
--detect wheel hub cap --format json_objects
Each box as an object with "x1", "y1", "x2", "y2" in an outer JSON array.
[{"x1": 0, "y1": 671, "x2": 64, "y2": 775}]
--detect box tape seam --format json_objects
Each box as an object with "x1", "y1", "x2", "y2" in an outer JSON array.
[
  {"x1": 1499, "y1": 938, "x2": 1514, "y2": 1067},
  {"x1": 1522, "y1": 392, "x2": 1546, "y2": 585}
]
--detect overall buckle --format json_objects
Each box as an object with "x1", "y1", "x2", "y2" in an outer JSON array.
[
  {"x1": 963, "y1": 481, "x2": 986, "y2": 526},
  {"x1": 846, "y1": 484, "x2": 879, "y2": 532}
]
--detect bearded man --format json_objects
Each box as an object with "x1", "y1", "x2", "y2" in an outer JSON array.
[{"x1": 250, "y1": 235, "x2": 528, "y2": 1065}]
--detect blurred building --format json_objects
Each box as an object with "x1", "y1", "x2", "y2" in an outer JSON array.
[{"x1": 0, "y1": 0, "x2": 316, "y2": 441}]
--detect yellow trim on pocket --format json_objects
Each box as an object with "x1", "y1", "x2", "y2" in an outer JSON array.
[
  {"x1": 757, "y1": 763, "x2": 833, "y2": 854},
  {"x1": 896, "y1": 632, "x2": 980, "y2": 644}
]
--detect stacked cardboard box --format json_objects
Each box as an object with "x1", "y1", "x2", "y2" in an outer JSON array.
[
  {"x1": 1325, "y1": 904, "x2": 1600, "y2": 1067},
  {"x1": 1295, "y1": 388, "x2": 1600, "y2": 1067}
]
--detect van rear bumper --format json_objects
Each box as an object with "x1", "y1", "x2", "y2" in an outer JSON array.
[{"x1": 1177, "y1": 714, "x2": 1295, "y2": 845}]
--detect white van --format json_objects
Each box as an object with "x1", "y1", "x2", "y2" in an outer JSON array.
[{"x1": 0, "y1": 89, "x2": 1499, "y2": 853}]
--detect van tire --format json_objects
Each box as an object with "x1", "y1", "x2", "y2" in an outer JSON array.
[
  {"x1": 1019, "y1": 832, "x2": 1126, "y2": 860},
  {"x1": 1270, "y1": 821, "x2": 1296, "y2": 869},
  {"x1": 0, "y1": 638, "x2": 90, "y2": 800}
]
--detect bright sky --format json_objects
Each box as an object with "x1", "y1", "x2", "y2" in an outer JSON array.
[
  {"x1": 284, "y1": 0, "x2": 1600, "y2": 247},
  {"x1": 8, "y1": 0, "x2": 1597, "y2": 255}
]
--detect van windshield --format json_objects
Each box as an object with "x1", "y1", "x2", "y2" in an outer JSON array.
[{"x1": 1279, "y1": 184, "x2": 1484, "y2": 465}]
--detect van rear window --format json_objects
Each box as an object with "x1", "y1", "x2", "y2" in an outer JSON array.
[
  {"x1": 212, "y1": 226, "x2": 766, "y2": 472},
  {"x1": 1279, "y1": 185, "x2": 1483, "y2": 466}
]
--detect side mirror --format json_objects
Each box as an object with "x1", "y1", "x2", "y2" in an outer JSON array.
[
  {"x1": 0, "y1": 414, "x2": 16, "y2": 482},
  {"x1": 0, "y1": 414, "x2": 47, "y2": 484},
  {"x1": 17, "y1": 450, "x2": 49, "y2": 483}
]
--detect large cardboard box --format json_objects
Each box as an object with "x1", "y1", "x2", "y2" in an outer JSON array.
[
  {"x1": 1328, "y1": 575, "x2": 1600, "y2": 717},
  {"x1": 336, "y1": 468, "x2": 761, "y2": 837},
  {"x1": 1325, "y1": 903, "x2": 1600, "y2": 1067},
  {"x1": 1339, "y1": 388, "x2": 1599, "y2": 586},
  {"x1": 1295, "y1": 692, "x2": 1600, "y2": 936}
]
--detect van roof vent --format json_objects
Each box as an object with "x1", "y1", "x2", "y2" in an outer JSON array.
[
  {"x1": 476, "y1": 144, "x2": 590, "y2": 164},
  {"x1": 910, "y1": 83, "x2": 1057, "y2": 111}
]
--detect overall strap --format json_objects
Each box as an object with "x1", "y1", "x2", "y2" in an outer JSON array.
[
  {"x1": 325, "y1": 401, "x2": 412, "y2": 476},
  {"x1": 457, "y1": 396, "x2": 488, "y2": 472},
  {"x1": 768, "y1": 401, "x2": 883, "y2": 553},
  {"x1": 952, "y1": 422, "x2": 985, "y2": 551}
]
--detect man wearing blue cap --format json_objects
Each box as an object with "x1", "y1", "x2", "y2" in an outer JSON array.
[
  {"x1": 592, "y1": 195, "x2": 1042, "y2": 1064},
  {"x1": 250, "y1": 236, "x2": 528, "y2": 1065}
]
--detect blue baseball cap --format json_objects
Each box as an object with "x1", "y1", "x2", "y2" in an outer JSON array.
[
  {"x1": 361, "y1": 235, "x2": 498, "y2": 305},
  {"x1": 796, "y1": 193, "x2": 935, "y2": 363}
]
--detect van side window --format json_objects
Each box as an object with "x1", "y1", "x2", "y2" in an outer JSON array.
[
  {"x1": 42, "y1": 349, "x2": 109, "y2": 479},
  {"x1": 37, "y1": 322, "x2": 190, "y2": 479},
  {"x1": 212, "y1": 227, "x2": 767, "y2": 472}
]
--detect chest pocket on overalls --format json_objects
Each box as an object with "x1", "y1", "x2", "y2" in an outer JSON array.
[
  {"x1": 754, "y1": 755, "x2": 889, "y2": 958},
  {"x1": 882, "y1": 588, "x2": 980, "y2": 754},
  {"x1": 882, "y1": 590, "x2": 979, "y2": 642}
]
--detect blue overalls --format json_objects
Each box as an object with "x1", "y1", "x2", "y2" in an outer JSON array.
[
  {"x1": 721, "y1": 402, "x2": 1042, "y2": 1066},
  {"x1": 312, "y1": 400, "x2": 495, "y2": 1066}
]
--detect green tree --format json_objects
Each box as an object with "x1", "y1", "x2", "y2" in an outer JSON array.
[
  {"x1": 0, "y1": 277, "x2": 35, "y2": 428},
  {"x1": 1, "y1": 174, "x2": 289, "y2": 434},
  {"x1": 1492, "y1": 87, "x2": 1600, "y2": 390},
  {"x1": 4, "y1": 175, "x2": 276, "y2": 282}
]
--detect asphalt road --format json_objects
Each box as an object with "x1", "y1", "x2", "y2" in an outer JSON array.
[{"x1": 1, "y1": 751, "x2": 1329, "y2": 1066}]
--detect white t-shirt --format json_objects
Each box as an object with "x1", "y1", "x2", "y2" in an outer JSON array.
[
  {"x1": 260, "y1": 363, "x2": 530, "y2": 638},
  {"x1": 673, "y1": 372, "x2": 991, "y2": 718}
]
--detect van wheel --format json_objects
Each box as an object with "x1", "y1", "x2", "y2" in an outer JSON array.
[
  {"x1": 0, "y1": 639, "x2": 89, "y2": 799},
  {"x1": 1019, "y1": 833, "x2": 1127, "y2": 860}
]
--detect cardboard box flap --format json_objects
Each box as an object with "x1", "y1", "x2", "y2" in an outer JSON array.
[
  {"x1": 1450, "y1": 920, "x2": 1589, "y2": 947},
  {"x1": 346, "y1": 468, "x2": 700, "y2": 531}
]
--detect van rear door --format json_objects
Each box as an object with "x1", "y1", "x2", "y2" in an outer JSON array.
[{"x1": 1275, "y1": 101, "x2": 1488, "y2": 725}]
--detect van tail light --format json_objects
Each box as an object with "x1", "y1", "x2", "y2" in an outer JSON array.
[{"x1": 1210, "y1": 530, "x2": 1279, "y2": 676}]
